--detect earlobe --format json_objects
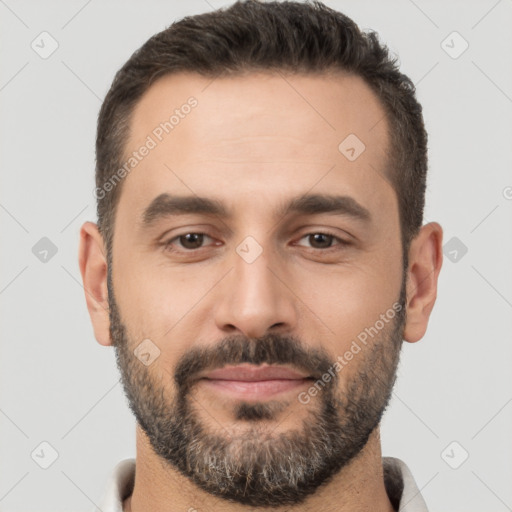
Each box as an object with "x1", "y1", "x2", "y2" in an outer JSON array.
[
  {"x1": 403, "y1": 222, "x2": 443, "y2": 343},
  {"x1": 78, "y1": 221, "x2": 112, "y2": 346}
]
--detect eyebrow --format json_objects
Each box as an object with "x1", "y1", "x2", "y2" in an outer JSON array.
[{"x1": 141, "y1": 192, "x2": 372, "y2": 227}]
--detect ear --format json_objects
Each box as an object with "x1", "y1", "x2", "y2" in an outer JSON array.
[
  {"x1": 403, "y1": 222, "x2": 443, "y2": 343},
  {"x1": 78, "y1": 221, "x2": 112, "y2": 346}
]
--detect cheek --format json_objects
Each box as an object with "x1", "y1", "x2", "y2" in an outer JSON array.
[
  {"x1": 112, "y1": 244, "x2": 213, "y2": 348},
  {"x1": 298, "y1": 257, "x2": 402, "y2": 350},
  {"x1": 110, "y1": 242, "x2": 165, "y2": 342}
]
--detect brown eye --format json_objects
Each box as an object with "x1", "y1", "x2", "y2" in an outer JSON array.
[
  {"x1": 164, "y1": 233, "x2": 214, "y2": 252},
  {"x1": 295, "y1": 232, "x2": 348, "y2": 250},
  {"x1": 308, "y1": 233, "x2": 334, "y2": 249},
  {"x1": 178, "y1": 233, "x2": 204, "y2": 249}
]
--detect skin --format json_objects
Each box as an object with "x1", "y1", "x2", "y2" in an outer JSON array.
[{"x1": 79, "y1": 71, "x2": 443, "y2": 512}]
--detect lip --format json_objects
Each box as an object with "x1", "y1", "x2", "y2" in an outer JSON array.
[
  {"x1": 200, "y1": 364, "x2": 311, "y2": 381},
  {"x1": 198, "y1": 365, "x2": 313, "y2": 400}
]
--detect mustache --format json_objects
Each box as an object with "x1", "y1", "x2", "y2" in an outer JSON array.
[{"x1": 173, "y1": 332, "x2": 335, "y2": 391}]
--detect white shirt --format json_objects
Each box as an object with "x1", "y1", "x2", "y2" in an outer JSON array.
[{"x1": 95, "y1": 456, "x2": 428, "y2": 512}]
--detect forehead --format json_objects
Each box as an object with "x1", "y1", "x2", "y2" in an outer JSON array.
[
  {"x1": 117, "y1": 70, "x2": 395, "y2": 227},
  {"x1": 127, "y1": 70, "x2": 390, "y2": 154}
]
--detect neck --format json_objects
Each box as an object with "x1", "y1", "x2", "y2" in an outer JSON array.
[{"x1": 123, "y1": 426, "x2": 395, "y2": 512}]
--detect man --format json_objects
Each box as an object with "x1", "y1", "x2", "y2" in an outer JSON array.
[{"x1": 79, "y1": 1, "x2": 443, "y2": 511}]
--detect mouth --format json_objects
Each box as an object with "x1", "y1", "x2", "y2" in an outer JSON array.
[{"x1": 197, "y1": 364, "x2": 314, "y2": 400}]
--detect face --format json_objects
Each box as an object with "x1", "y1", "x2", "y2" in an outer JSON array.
[{"x1": 108, "y1": 71, "x2": 406, "y2": 506}]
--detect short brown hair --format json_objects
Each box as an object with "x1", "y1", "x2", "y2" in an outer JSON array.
[{"x1": 95, "y1": 0, "x2": 428, "y2": 263}]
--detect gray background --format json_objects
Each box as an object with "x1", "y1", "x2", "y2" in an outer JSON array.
[{"x1": 1, "y1": 0, "x2": 511, "y2": 511}]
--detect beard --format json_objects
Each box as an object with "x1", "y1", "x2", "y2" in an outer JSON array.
[{"x1": 108, "y1": 269, "x2": 406, "y2": 507}]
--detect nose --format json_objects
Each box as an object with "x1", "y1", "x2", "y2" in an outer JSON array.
[{"x1": 214, "y1": 244, "x2": 298, "y2": 339}]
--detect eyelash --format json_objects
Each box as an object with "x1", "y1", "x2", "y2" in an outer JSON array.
[{"x1": 162, "y1": 231, "x2": 351, "y2": 253}]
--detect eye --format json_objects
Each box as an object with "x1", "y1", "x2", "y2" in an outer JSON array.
[
  {"x1": 295, "y1": 232, "x2": 349, "y2": 250},
  {"x1": 164, "y1": 233, "x2": 215, "y2": 251},
  {"x1": 161, "y1": 231, "x2": 350, "y2": 254}
]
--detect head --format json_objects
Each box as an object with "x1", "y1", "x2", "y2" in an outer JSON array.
[
  {"x1": 80, "y1": 0, "x2": 442, "y2": 507},
  {"x1": 95, "y1": 1, "x2": 429, "y2": 260}
]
